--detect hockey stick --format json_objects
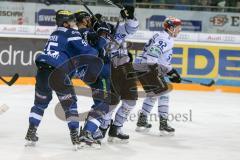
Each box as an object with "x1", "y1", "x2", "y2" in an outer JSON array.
[
  {"x1": 0, "y1": 73, "x2": 19, "y2": 86},
  {"x1": 80, "y1": 0, "x2": 121, "y2": 48},
  {"x1": 181, "y1": 78, "x2": 215, "y2": 87},
  {"x1": 103, "y1": 0, "x2": 124, "y2": 9}
]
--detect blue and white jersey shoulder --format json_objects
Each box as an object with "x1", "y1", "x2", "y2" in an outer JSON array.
[{"x1": 114, "y1": 18, "x2": 139, "y2": 43}]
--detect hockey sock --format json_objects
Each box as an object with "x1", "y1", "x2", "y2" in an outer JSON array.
[
  {"x1": 113, "y1": 100, "x2": 136, "y2": 127},
  {"x1": 100, "y1": 109, "x2": 114, "y2": 129},
  {"x1": 141, "y1": 96, "x2": 157, "y2": 116},
  {"x1": 29, "y1": 105, "x2": 46, "y2": 127},
  {"x1": 158, "y1": 94, "x2": 169, "y2": 119}
]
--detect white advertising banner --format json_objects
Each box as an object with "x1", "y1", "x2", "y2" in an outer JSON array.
[{"x1": 0, "y1": 2, "x2": 239, "y2": 43}]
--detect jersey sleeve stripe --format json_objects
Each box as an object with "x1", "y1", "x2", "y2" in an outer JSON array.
[
  {"x1": 147, "y1": 53, "x2": 158, "y2": 58},
  {"x1": 67, "y1": 37, "x2": 82, "y2": 42}
]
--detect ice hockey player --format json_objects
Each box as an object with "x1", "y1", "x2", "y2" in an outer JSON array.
[
  {"x1": 74, "y1": 11, "x2": 112, "y2": 148},
  {"x1": 25, "y1": 10, "x2": 103, "y2": 150},
  {"x1": 134, "y1": 16, "x2": 182, "y2": 136},
  {"x1": 93, "y1": 5, "x2": 139, "y2": 143}
]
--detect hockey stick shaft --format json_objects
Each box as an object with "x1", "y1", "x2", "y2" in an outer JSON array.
[
  {"x1": 103, "y1": 0, "x2": 124, "y2": 9},
  {"x1": 80, "y1": 0, "x2": 120, "y2": 47},
  {"x1": 0, "y1": 73, "x2": 19, "y2": 86}
]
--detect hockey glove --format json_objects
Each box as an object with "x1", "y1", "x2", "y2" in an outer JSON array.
[
  {"x1": 87, "y1": 32, "x2": 99, "y2": 46},
  {"x1": 120, "y1": 6, "x2": 135, "y2": 19},
  {"x1": 167, "y1": 68, "x2": 181, "y2": 83}
]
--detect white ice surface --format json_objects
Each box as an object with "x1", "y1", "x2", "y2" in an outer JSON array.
[{"x1": 0, "y1": 86, "x2": 240, "y2": 160}]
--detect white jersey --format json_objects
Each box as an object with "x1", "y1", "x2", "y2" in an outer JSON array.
[
  {"x1": 108, "y1": 18, "x2": 139, "y2": 67},
  {"x1": 134, "y1": 30, "x2": 174, "y2": 75}
]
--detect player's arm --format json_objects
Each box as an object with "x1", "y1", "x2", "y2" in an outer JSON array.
[
  {"x1": 68, "y1": 30, "x2": 99, "y2": 56},
  {"x1": 92, "y1": 21, "x2": 111, "y2": 50},
  {"x1": 161, "y1": 49, "x2": 181, "y2": 83},
  {"x1": 117, "y1": 6, "x2": 139, "y2": 35}
]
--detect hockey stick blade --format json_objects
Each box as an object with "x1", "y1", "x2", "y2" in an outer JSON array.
[
  {"x1": 182, "y1": 78, "x2": 215, "y2": 87},
  {"x1": 199, "y1": 80, "x2": 215, "y2": 87},
  {"x1": 0, "y1": 73, "x2": 19, "y2": 86}
]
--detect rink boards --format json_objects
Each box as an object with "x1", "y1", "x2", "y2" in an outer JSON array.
[{"x1": 0, "y1": 37, "x2": 239, "y2": 91}]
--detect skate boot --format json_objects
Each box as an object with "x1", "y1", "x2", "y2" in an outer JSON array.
[
  {"x1": 93, "y1": 126, "x2": 109, "y2": 141},
  {"x1": 159, "y1": 116, "x2": 175, "y2": 136},
  {"x1": 70, "y1": 129, "x2": 80, "y2": 151},
  {"x1": 108, "y1": 124, "x2": 129, "y2": 143},
  {"x1": 79, "y1": 129, "x2": 101, "y2": 149},
  {"x1": 25, "y1": 125, "x2": 39, "y2": 147},
  {"x1": 135, "y1": 112, "x2": 152, "y2": 132}
]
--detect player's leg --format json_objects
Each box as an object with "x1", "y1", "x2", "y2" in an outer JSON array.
[
  {"x1": 108, "y1": 100, "x2": 136, "y2": 143},
  {"x1": 136, "y1": 70, "x2": 168, "y2": 132},
  {"x1": 135, "y1": 96, "x2": 156, "y2": 132},
  {"x1": 49, "y1": 67, "x2": 80, "y2": 149},
  {"x1": 25, "y1": 62, "x2": 53, "y2": 146},
  {"x1": 158, "y1": 94, "x2": 175, "y2": 136},
  {"x1": 92, "y1": 82, "x2": 120, "y2": 140},
  {"x1": 80, "y1": 101, "x2": 110, "y2": 148},
  {"x1": 108, "y1": 62, "x2": 138, "y2": 143},
  {"x1": 80, "y1": 69, "x2": 114, "y2": 148},
  {"x1": 80, "y1": 62, "x2": 119, "y2": 145}
]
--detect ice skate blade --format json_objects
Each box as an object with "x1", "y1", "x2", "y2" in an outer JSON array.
[
  {"x1": 25, "y1": 141, "x2": 36, "y2": 147},
  {"x1": 135, "y1": 127, "x2": 150, "y2": 133},
  {"x1": 160, "y1": 131, "x2": 175, "y2": 137},
  {"x1": 72, "y1": 144, "x2": 79, "y2": 151},
  {"x1": 107, "y1": 137, "x2": 129, "y2": 144},
  {"x1": 78, "y1": 142, "x2": 101, "y2": 150}
]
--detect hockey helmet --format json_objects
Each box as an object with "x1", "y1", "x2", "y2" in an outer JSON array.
[
  {"x1": 56, "y1": 10, "x2": 76, "y2": 27},
  {"x1": 162, "y1": 16, "x2": 182, "y2": 37},
  {"x1": 74, "y1": 10, "x2": 91, "y2": 22}
]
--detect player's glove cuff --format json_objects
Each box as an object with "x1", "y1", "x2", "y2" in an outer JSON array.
[{"x1": 167, "y1": 68, "x2": 181, "y2": 83}]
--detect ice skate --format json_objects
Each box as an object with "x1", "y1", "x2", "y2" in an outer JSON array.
[
  {"x1": 93, "y1": 126, "x2": 109, "y2": 141},
  {"x1": 70, "y1": 129, "x2": 80, "y2": 151},
  {"x1": 159, "y1": 116, "x2": 175, "y2": 136},
  {"x1": 135, "y1": 112, "x2": 152, "y2": 133},
  {"x1": 25, "y1": 125, "x2": 38, "y2": 147},
  {"x1": 79, "y1": 130, "x2": 101, "y2": 149},
  {"x1": 108, "y1": 124, "x2": 129, "y2": 144}
]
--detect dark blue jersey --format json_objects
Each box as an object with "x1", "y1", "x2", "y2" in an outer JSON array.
[
  {"x1": 77, "y1": 28, "x2": 110, "y2": 79},
  {"x1": 78, "y1": 27, "x2": 91, "y2": 41},
  {"x1": 78, "y1": 28, "x2": 108, "y2": 52},
  {"x1": 36, "y1": 27, "x2": 98, "y2": 69}
]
